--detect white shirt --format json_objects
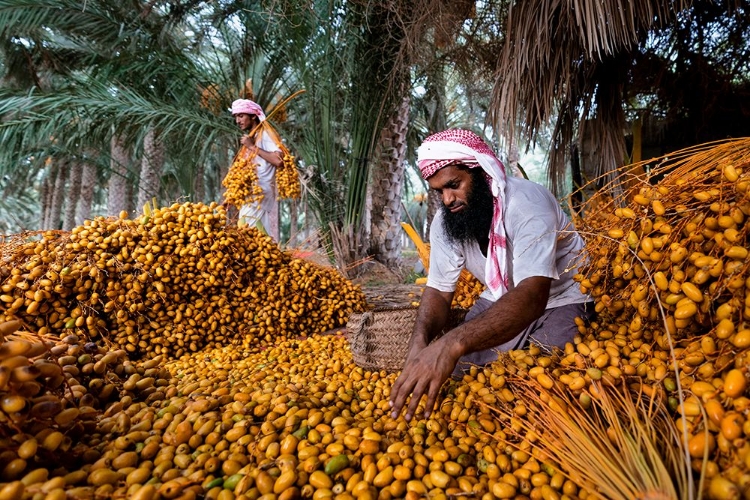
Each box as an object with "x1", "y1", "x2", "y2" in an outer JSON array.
[
  {"x1": 243, "y1": 130, "x2": 281, "y2": 212},
  {"x1": 426, "y1": 176, "x2": 588, "y2": 308}
]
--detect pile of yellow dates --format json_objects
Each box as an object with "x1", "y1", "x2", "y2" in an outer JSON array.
[
  {"x1": 571, "y1": 141, "x2": 750, "y2": 499},
  {"x1": 2, "y1": 141, "x2": 750, "y2": 500},
  {"x1": 0, "y1": 203, "x2": 366, "y2": 360},
  {"x1": 0, "y1": 327, "x2": 521, "y2": 500}
]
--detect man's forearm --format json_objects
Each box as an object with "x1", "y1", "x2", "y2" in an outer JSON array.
[
  {"x1": 256, "y1": 148, "x2": 283, "y2": 167},
  {"x1": 409, "y1": 287, "x2": 452, "y2": 349},
  {"x1": 444, "y1": 276, "x2": 551, "y2": 357}
]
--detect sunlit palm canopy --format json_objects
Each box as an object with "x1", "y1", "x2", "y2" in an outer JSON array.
[{"x1": 0, "y1": 0, "x2": 298, "y2": 228}]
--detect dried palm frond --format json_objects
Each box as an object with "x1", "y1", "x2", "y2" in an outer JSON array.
[
  {"x1": 328, "y1": 222, "x2": 367, "y2": 279},
  {"x1": 488, "y1": 375, "x2": 694, "y2": 500},
  {"x1": 490, "y1": 0, "x2": 692, "y2": 195}
]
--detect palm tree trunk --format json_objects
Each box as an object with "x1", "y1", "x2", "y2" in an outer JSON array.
[
  {"x1": 63, "y1": 161, "x2": 83, "y2": 230},
  {"x1": 268, "y1": 195, "x2": 280, "y2": 242},
  {"x1": 217, "y1": 145, "x2": 230, "y2": 200},
  {"x1": 193, "y1": 161, "x2": 205, "y2": 204},
  {"x1": 301, "y1": 196, "x2": 313, "y2": 245},
  {"x1": 108, "y1": 134, "x2": 131, "y2": 217},
  {"x1": 77, "y1": 159, "x2": 97, "y2": 224},
  {"x1": 288, "y1": 199, "x2": 299, "y2": 247},
  {"x1": 48, "y1": 159, "x2": 69, "y2": 230},
  {"x1": 369, "y1": 94, "x2": 410, "y2": 270},
  {"x1": 40, "y1": 162, "x2": 55, "y2": 229},
  {"x1": 424, "y1": 64, "x2": 448, "y2": 238},
  {"x1": 137, "y1": 128, "x2": 165, "y2": 211}
]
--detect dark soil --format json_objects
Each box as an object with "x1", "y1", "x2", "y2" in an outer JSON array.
[{"x1": 350, "y1": 257, "x2": 423, "y2": 309}]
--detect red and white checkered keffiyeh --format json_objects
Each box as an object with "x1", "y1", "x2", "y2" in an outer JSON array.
[{"x1": 417, "y1": 129, "x2": 510, "y2": 299}]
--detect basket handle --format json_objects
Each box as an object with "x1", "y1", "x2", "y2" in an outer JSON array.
[
  {"x1": 350, "y1": 311, "x2": 375, "y2": 354},
  {"x1": 352, "y1": 311, "x2": 374, "y2": 336}
]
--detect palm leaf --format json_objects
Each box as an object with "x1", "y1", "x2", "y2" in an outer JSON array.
[{"x1": 489, "y1": 0, "x2": 692, "y2": 195}]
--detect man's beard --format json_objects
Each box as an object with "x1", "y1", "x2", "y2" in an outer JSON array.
[
  {"x1": 242, "y1": 118, "x2": 260, "y2": 132},
  {"x1": 441, "y1": 167, "x2": 495, "y2": 245}
]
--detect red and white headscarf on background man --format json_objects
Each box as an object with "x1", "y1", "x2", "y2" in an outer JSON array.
[{"x1": 417, "y1": 129, "x2": 519, "y2": 300}]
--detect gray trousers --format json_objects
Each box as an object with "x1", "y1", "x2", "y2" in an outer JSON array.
[{"x1": 452, "y1": 299, "x2": 595, "y2": 376}]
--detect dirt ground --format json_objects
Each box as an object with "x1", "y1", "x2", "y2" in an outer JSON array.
[{"x1": 350, "y1": 258, "x2": 424, "y2": 309}]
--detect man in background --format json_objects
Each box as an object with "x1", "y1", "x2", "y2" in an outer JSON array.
[{"x1": 225, "y1": 98, "x2": 283, "y2": 240}]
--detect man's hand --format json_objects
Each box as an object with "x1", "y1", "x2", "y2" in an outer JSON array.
[
  {"x1": 241, "y1": 137, "x2": 283, "y2": 167},
  {"x1": 241, "y1": 137, "x2": 259, "y2": 156},
  {"x1": 389, "y1": 334, "x2": 461, "y2": 421},
  {"x1": 388, "y1": 277, "x2": 553, "y2": 422}
]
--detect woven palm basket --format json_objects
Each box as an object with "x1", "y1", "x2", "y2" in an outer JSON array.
[{"x1": 346, "y1": 306, "x2": 467, "y2": 373}]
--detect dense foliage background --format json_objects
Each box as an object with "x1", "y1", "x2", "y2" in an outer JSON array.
[{"x1": 0, "y1": 0, "x2": 748, "y2": 272}]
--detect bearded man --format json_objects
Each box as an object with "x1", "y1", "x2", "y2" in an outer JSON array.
[{"x1": 389, "y1": 129, "x2": 592, "y2": 421}]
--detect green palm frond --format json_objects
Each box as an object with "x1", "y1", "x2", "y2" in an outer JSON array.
[
  {"x1": 0, "y1": 189, "x2": 38, "y2": 233},
  {"x1": 0, "y1": 81, "x2": 234, "y2": 161},
  {"x1": 0, "y1": 0, "x2": 123, "y2": 43}
]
